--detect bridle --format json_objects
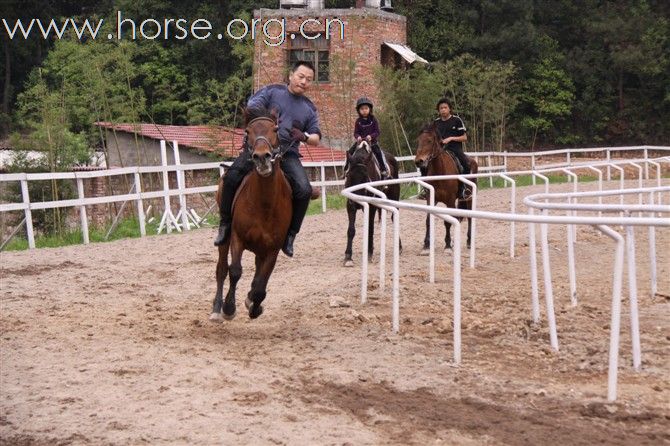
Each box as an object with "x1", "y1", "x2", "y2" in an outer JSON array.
[
  {"x1": 347, "y1": 142, "x2": 374, "y2": 184},
  {"x1": 419, "y1": 128, "x2": 443, "y2": 167},
  {"x1": 246, "y1": 117, "x2": 282, "y2": 162}
]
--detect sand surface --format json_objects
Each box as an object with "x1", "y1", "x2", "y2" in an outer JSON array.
[{"x1": 1, "y1": 181, "x2": 669, "y2": 445}]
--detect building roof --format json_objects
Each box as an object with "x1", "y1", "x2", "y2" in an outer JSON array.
[
  {"x1": 95, "y1": 122, "x2": 245, "y2": 158},
  {"x1": 95, "y1": 122, "x2": 345, "y2": 162},
  {"x1": 383, "y1": 42, "x2": 429, "y2": 64}
]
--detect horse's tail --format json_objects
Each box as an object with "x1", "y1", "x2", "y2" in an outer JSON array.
[
  {"x1": 387, "y1": 154, "x2": 400, "y2": 179},
  {"x1": 215, "y1": 174, "x2": 225, "y2": 207}
]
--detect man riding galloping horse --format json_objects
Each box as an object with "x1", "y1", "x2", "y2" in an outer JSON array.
[{"x1": 214, "y1": 61, "x2": 322, "y2": 257}]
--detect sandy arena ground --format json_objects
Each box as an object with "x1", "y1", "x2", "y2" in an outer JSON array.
[{"x1": 1, "y1": 181, "x2": 669, "y2": 445}]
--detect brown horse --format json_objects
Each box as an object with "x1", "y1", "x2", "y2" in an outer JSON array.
[
  {"x1": 210, "y1": 108, "x2": 291, "y2": 321},
  {"x1": 344, "y1": 141, "x2": 402, "y2": 266},
  {"x1": 414, "y1": 124, "x2": 478, "y2": 251}
]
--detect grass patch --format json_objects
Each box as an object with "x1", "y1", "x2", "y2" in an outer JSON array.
[
  {"x1": 307, "y1": 184, "x2": 420, "y2": 215},
  {"x1": 1, "y1": 216, "x2": 187, "y2": 251},
  {"x1": 478, "y1": 173, "x2": 599, "y2": 190}
]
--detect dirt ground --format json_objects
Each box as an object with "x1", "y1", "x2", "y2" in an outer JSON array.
[{"x1": 1, "y1": 181, "x2": 669, "y2": 445}]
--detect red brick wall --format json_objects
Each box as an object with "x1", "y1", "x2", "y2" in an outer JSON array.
[{"x1": 253, "y1": 8, "x2": 407, "y2": 148}]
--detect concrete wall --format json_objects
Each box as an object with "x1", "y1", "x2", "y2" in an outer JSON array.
[{"x1": 103, "y1": 131, "x2": 217, "y2": 167}]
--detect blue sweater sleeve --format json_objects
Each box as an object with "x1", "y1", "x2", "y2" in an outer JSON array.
[{"x1": 247, "y1": 86, "x2": 272, "y2": 110}]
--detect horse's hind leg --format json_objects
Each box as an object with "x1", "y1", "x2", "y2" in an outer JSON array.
[
  {"x1": 245, "y1": 252, "x2": 279, "y2": 319},
  {"x1": 344, "y1": 201, "x2": 356, "y2": 267},
  {"x1": 223, "y1": 237, "x2": 243, "y2": 319},
  {"x1": 210, "y1": 243, "x2": 230, "y2": 321}
]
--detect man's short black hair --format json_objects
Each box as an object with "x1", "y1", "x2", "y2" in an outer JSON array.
[
  {"x1": 436, "y1": 97, "x2": 453, "y2": 110},
  {"x1": 291, "y1": 60, "x2": 315, "y2": 74}
]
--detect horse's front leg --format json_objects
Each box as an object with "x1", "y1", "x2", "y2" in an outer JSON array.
[
  {"x1": 210, "y1": 242, "x2": 230, "y2": 321},
  {"x1": 245, "y1": 251, "x2": 279, "y2": 319},
  {"x1": 344, "y1": 201, "x2": 356, "y2": 267},
  {"x1": 420, "y1": 213, "x2": 430, "y2": 255},
  {"x1": 444, "y1": 220, "x2": 452, "y2": 250},
  {"x1": 223, "y1": 235, "x2": 243, "y2": 319}
]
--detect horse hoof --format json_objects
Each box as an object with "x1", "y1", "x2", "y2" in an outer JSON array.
[
  {"x1": 222, "y1": 312, "x2": 236, "y2": 321},
  {"x1": 248, "y1": 303, "x2": 264, "y2": 319},
  {"x1": 343, "y1": 260, "x2": 354, "y2": 267},
  {"x1": 209, "y1": 312, "x2": 223, "y2": 322},
  {"x1": 244, "y1": 297, "x2": 252, "y2": 310},
  {"x1": 419, "y1": 248, "x2": 429, "y2": 256}
]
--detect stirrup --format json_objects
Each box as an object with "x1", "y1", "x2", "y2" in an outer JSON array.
[{"x1": 460, "y1": 188, "x2": 472, "y2": 201}]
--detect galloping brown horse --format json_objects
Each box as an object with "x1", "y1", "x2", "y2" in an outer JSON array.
[
  {"x1": 414, "y1": 124, "x2": 478, "y2": 251},
  {"x1": 210, "y1": 108, "x2": 291, "y2": 320},
  {"x1": 344, "y1": 141, "x2": 401, "y2": 266}
]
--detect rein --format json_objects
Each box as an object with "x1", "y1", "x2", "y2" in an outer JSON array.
[{"x1": 420, "y1": 129, "x2": 445, "y2": 169}]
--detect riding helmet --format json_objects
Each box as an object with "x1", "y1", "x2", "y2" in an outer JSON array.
[{"x1": 356, "y1": 97, "x2": 374, "y2": 112}]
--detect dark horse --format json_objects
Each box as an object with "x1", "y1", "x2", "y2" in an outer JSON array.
[
  {"x1": 210, "y1": 108, "x2": 291, "y2": 321},
  {"x1": 414, "y1": 124, "x2": 478, "y2": 252},
  {"x1": 343, "y1": 141, "x2": 402, "y2": 267}
]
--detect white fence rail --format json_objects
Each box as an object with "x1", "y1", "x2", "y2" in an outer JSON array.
[
  {"x1": 0, "y1": 144, "x2": 667, "y2": 249},
  {"x1": 341, "y1": 155, "x2": 669, "y2": 402}
]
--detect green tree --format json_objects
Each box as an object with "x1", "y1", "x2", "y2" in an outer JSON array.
[
  {"x1": 440, "y1": 54, "x2": 518, "y2": 152},
  {"x1": 518, "y1": 54, "x2": 575, "y2": 149}
]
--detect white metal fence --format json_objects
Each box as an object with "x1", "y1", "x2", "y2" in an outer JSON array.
[
  {"x1": 341, "y1": 154, "x2": 669, "y2": 402},
  {"x1": 0, "y1": 144, "x2": 667, "y2": 249}
]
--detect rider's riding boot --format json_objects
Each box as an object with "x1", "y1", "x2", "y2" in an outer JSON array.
[
  {"x1": 282, "y1": 231, "x2": 297, "y2": 257},
  {"x1": 213, "y1": 182, "x2": 235, "y2": 246}
]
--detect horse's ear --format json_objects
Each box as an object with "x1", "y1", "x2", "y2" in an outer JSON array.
[{"x1": 242, "y1": 107, "x2": 249, "y2": 125}]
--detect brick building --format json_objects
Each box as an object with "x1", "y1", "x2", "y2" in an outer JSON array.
[{"x1": 253, "y1": 0, "x2": 427, "y2": 149}]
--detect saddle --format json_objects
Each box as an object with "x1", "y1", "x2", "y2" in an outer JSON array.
[
  {"x1": 362, "y1": 142, "x2": 389, "y2": 179},
  {"x1": 444, "y1": 150, "x2": 467, "y2": 174}
]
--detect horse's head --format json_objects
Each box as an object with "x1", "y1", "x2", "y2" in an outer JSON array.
[
  {"x1": 244, "y1": 107, "x2": 280, "y2": 177},
  {"x1": 414, "y1": 124, "x2": 441, "y2": 169},
  {"x1": 345, "y1": 141, "x2": 374, "y2": 188}
]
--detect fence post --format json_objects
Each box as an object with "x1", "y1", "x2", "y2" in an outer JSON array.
[
  {"x1": 134, "y1": 170, "x2": 146, "y2": 237},
  {"x1": 173, "y1": 140, "x2": 190, "y2": 230},
  {"x1": 320, "y1": 162, "x2": 326, "y2": 213},
  {"x1": 606, "y1": 149, "x2": 611, "y2": 181},
  {"x1": 20, "y1": 177, "x2": 35, "y2": 249},
  {"x1": 644, "y1": 147, "x2": 649, "y2": 179},
  {"x1": 531, "y1": 154, "x2": 536, "y2": 185},
  {"x1": 487, "y1": 154, "x2": 493, "y2": 188},
  {"x1": 75, "y1": 174, "x2": 90, "y2": 245}
]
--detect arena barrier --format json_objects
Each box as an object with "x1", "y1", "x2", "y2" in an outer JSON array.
[{"x1": 341, "y1": 156, "x2": 669, "y2": 401}]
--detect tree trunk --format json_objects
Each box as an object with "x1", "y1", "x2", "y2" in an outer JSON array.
[
  {"x1": 618, "y1": 68, "x2": 623, "y2": 112},
  {"x1": 1, "y1": 37, "x2": 11, "y2": 137}
]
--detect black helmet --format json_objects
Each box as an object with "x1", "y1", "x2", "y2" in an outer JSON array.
[{"x1": 356, "y1": 97, "x2": 374, "y2": 111}]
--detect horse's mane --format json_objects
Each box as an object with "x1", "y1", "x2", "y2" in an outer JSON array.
[
  {"x1": 244, "y1": 107, "x2": 277, "y2": 125},
  {"x1": 420, "y1": 122, "x2": 437, "y2": 135}
]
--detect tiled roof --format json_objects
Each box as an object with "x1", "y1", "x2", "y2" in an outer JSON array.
[
  {"x1": 95, "y1": 122, "x2": 245, "y2": 158},
  {"x1": 299, "y1": 144, "x2": 346, "y2": 162},
  {"x1": 95, "y1": 122, "x2": 346, "y2": 162}
]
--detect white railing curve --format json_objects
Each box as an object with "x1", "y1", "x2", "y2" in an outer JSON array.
[{"x1": 341, "y1": 155, "x2": 669, "y2": 402}]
